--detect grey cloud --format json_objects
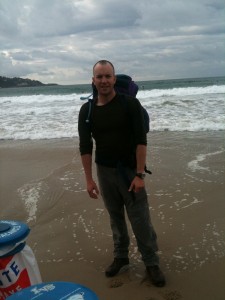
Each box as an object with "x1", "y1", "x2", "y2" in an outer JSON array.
[
  {"x1": 0, "y1": 0, "x2": 224, "y2": 84},
  {"x1": 7, "y1": 0, "x2": 141, "y2": 38}
]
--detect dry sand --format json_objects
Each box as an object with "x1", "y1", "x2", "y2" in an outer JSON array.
[{"x1": 0, "y1": 131, "x2": 225, "y2": 300}]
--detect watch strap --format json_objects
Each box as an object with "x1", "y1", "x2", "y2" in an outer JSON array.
[{"x1": 136, "y1": 172, "x2": 146, "y2": 179}]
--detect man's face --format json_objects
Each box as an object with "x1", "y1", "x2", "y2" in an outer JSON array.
[{"x1": 92, "y1": 63, "x2": 116, "y2": 97}]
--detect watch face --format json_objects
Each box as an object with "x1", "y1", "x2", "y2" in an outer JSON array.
[{"x1": 136, "y1": 173, "x2": 145, "y2": 179}]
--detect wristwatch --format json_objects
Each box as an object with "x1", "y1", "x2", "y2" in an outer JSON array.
[{"x1": 136, "y1": 172, "x2": 146, "y2": 179}]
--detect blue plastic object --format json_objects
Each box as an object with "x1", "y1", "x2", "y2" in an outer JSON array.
[
  {"x1": 0, "y1": 220, "x2": 30, "y2": 247},
  {"x1": 7, "y1": 281, "x2": 99, "y2": 299}
]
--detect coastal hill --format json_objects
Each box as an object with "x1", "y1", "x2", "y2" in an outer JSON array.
[{"x1": 0, "y1": 76, "x2": 57, "y2": 88}]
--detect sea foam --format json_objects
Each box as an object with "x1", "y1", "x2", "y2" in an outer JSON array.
[{"x1": 0, "y1": 83, "x2": 224, "y2": 140}]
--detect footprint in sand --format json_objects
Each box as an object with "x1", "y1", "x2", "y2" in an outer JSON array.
[
  {"x1": 162, "y1": 290, "x2": 183, "y2": 300},
  {"x1": 108, "y1": 279, "x2": 124, "y2": 288}
]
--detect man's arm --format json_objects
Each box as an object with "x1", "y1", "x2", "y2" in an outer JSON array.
[
  {"x1": 81, "y1": 154, "x2": 99, "y2": 199},
  {"x1": 136, "y1": 144, "x2": 146, "y2": 173},
  {"x1": 128, "y1": 144, "x2": 146, "y2": 193},
  {"x1": 78, "y1": 103, "x2": 99, "y2": 199}
]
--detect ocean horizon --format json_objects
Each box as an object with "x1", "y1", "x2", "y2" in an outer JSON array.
[{"x1": 0, "y1": 76, "x2": 225, "y2": 140}]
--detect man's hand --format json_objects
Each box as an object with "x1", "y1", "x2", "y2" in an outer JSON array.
[
  {"x1": 128, "y1": 176, "x2": 145, "y2": 193},
  {"x1": 87, "y1": 180, "x2": 99, "y2": 199}
]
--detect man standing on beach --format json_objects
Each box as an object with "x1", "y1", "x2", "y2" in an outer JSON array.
[{"x1": 78, "y1": 60, "x2": 165, "y2": 287}]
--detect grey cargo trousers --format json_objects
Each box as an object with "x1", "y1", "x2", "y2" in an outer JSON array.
[{"x1": 97, "y1": 164, "x2": 159, "y2": 267}]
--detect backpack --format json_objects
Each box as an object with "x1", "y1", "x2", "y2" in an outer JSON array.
[{"x1": 80, "y1": 74, "x2": 150, "y2": 133}]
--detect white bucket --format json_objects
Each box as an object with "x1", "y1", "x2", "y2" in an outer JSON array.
[{"x1": 0, "y1": 221, "x2": 41, "y2": 300}]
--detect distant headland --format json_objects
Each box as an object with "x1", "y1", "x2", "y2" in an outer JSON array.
[{"x1": 0, "y1": 76, "x2": 57, "y2": 88}]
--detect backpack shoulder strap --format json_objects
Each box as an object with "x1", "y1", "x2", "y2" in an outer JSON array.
[{"x1": 85, "y1": 98, "x2": 94, "y2": 124}]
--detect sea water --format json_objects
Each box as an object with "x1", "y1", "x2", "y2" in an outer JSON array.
[{"x1": 0, "y1": 76, "x2": 224, "y2": 140}]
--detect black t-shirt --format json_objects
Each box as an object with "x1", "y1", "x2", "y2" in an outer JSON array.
[{"x1": 78, "y1": 94, "x2": 147, "y2": 168}]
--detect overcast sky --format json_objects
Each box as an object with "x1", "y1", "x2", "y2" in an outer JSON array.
[{"x1": 0, "y1": 0, "x2": 224, "y2": 85}]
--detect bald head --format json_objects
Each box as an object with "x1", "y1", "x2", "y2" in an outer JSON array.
[{"x1": 93, "y1": 60, "x2": 115, "y2": 75}]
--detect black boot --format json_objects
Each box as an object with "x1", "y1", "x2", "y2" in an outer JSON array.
[
  {"x1": 105, "y1": 258, "x2": 129, "y2": 277},
  {"x1": 146, "y1": 265, "x2": 166, "y2": 287}
]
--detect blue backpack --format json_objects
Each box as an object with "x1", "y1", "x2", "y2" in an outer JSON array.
[{"x1": 80, "y1": 74, "x2": 150, "y2": 133}]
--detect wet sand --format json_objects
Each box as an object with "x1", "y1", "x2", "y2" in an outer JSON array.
[{"x1": 0, "y1": 132, "x2": 225, "y2": 300}]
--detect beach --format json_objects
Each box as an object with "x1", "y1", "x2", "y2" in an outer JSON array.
[{"x1": 0, "y1": 131, "x2": 224, "y2": 300}]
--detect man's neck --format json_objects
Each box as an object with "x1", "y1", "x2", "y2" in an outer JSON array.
[{"x1": 96, "y1": 91, "x2": 116, "y2": 106}]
